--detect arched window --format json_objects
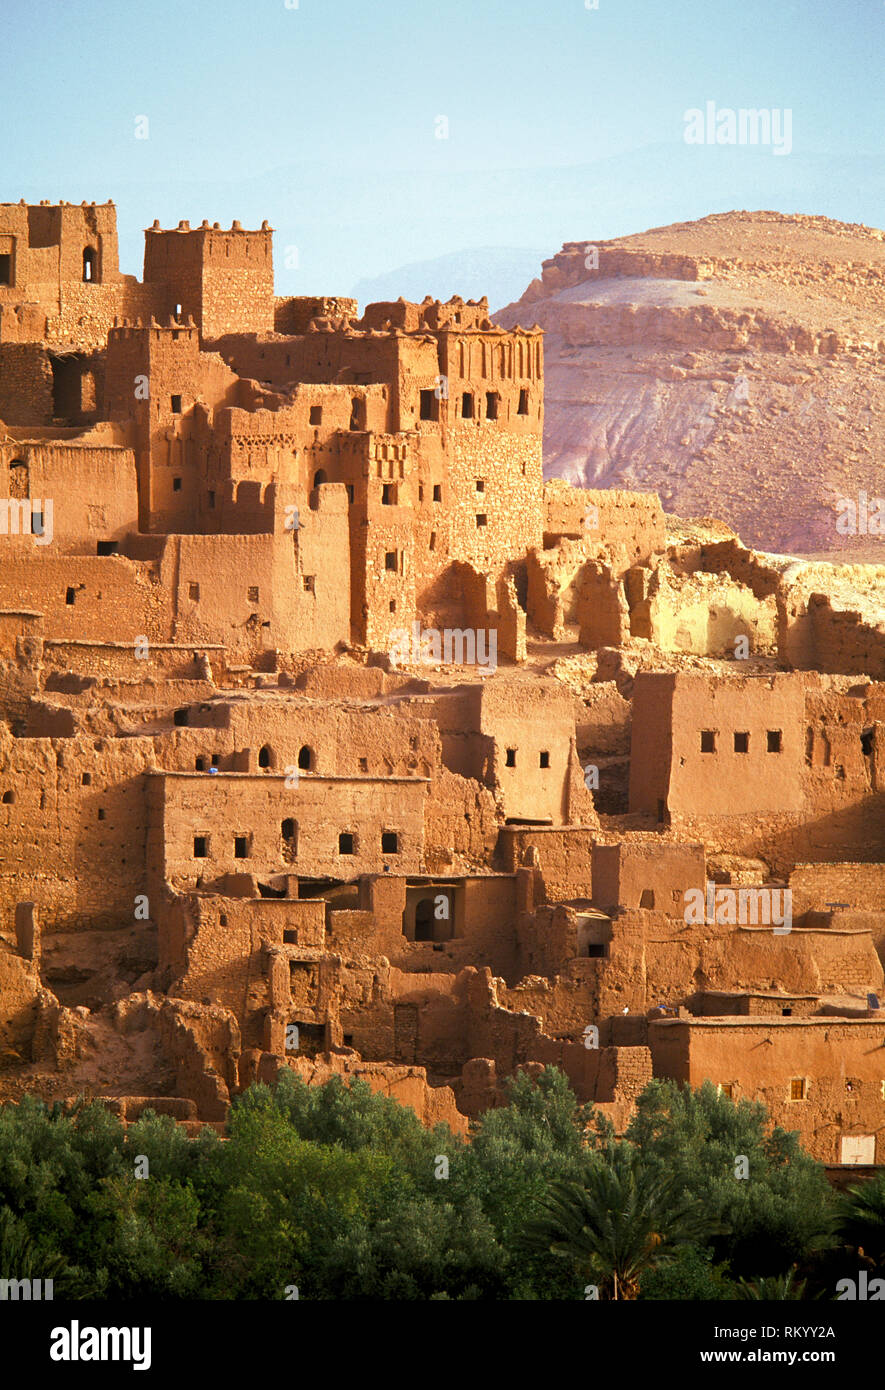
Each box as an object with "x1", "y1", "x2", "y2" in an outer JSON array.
[
  {"x1": 258, "y1": 745, "x2": 273, "y2": 769},
  {"x1": 83, "y1": 247, "x2": 96, "y2": 283},
  {"x1": 297, "y1": 745, "x2": 313, "y2": 771},
  {"x1": 312, "y1": 469, "x2": 328, "y2": 488}
]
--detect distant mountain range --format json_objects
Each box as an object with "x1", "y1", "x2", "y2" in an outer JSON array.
[{"x1": 351, "y1": 247, "x2": 546, "y2": 316}]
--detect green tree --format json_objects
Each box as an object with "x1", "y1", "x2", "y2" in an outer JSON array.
[
  {"x1": 626, "y1": 1080, "x2": 835, "y2": 1276},
  {"x1": 521, "y1": 1141, "x2": 716, "y2": 1299}
]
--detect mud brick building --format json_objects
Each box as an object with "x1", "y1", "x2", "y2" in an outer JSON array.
[{"x1": 0, "y1": 200, "x2": 883, "y2": 1167}]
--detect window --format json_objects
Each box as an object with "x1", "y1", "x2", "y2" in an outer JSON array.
[
  {"x1": 517, "y1": 388, "x2": 529, "y2": 414},
  {"x1": 1, "y1": 790, "x2": 14, "y2": 804},
  {"x1": 96, "y1": 541, "x2": 118, "y2": 556},
  {"x1": 298, "y1": 745, "x2": 313, "y2": 770},
  {"x1": 433, "y1": 484, "x2": 442, "y2": 502},
  {"x1": 505, "y1": 748, "x2": 516, "y2": 767},
  {"x1": 862, "y1": 728, "x2": 874, "y2": 756},
  {"x1": 389, "y1": 600, "x2": 396, "y2": 613},
  {"x1": 346, "y1": 484, "x2": 354, "y2": 504},
  {"x1": 82, "y1": 247, "x2": 96, "y2": 282},
  {"x1": 248, "y1": 586, "x2": 259, "y2": 603},
  {"x1": 97, "y1": 808, "x2": 106, "y2": 821},
  {"x1": 419, "y1": 389, "x2": 437, "y2": 421},
  {"x1": 349, "y1": 397, "x2": 361, "y2": 430},
  {"x1": 485, "y1": 392, "x2": 498, "y2": 420},
  {"x1": 172, "y1": 477, "x2": 182, "y2": 492},
  {"x1": 718, "y1": 1083, "x2": 734, "y2": 1099},
  {"x1": 234, "y1": 835, "x2": 249, "y2": 859},
  {"x1": 789, "y1": 1077, "x2": 807, "y2": 1101},
  {"x1": 767, "y1": 730, "x2": 782, "y2": 753},
  {"x1": 734, "y1": 731, "x2": 749, "y2": 753},
  {"x1": 281, "y1": 818, "x2": 297, "y2": 862},
  {"x1": 303, "y1": 575, "x2": 315, "y2": 593},
  {"x1": 476, "y1": 514, "x2": 487, "y2": 527},
  {"x1": 381, "y1": 831, "x2": 399, "y2": 854},
  {"x1": 338, "y1": 832, "x2": 355, "y2": 855},
  {"x1": 312, "y1": 469, "x2": 327, "y2": 488},
  {"x1": 173, "y1": 708, "x2": 189, "y2": 727},
  {"x1": 171, "y1": 395, "x2": 182, "y2": 414},
  {"x1": 258, "y1": 745, "x2": 272, "y2": 769},
  {"x1": 194, "y1": 836, "x2": 208, "y2": 857},
  {"x1": 0, "y1": 254, "x2": 11, "y2": 286},
  {"x1": 539, "y1": 750, "x2": 550, "y2": 768},
  {"x1": 66, "y1": 587, "x2": 76, "y2": 605},
  {"x1": 429, "y1": 532, "x2": 436, "y2": 551},
  {"x1": 189, "y1": 582, "x2": 200, "y2": 601},
  {"x1": 210, "y1": 753, "x2": 219, "y2": 768},
  {"x1": 309, "y1": 405, "x2": 323, "y2": 425},
  {"x1": 461, "y1": 393, "x2": 474, "y2": 418},
  {"x1": 385, "y1": 551, "x2": 398, "y2": 571},
  {"x1": 382, "y1": 483, "x2": 395, "y2": 505},
  {"x1": 195, "y1": 757, "x2": 205, "y2": 771},
  {"x1": 282, "y1": 818, "x2": 296, "y2": 840},
  {"x1": 476, "y1": 479, "x2": 485, "y2": 493},
  {"x1": 700, "y1": 730, "x2": 716, "y2": 753},
  {"x1": 358, "y1": 757, "x2": 368, "y2": 772},
  {"x1": 81, "y1": 773, "x2": 91, "y2": 786},
  {"x1": 208, "y1": 490, "x2": 216, "y2": 509},
  {"x1": 639, "y1": 888, "x2": 655, "y2": 909}
]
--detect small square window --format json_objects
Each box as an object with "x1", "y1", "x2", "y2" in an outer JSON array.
[
  {"x1": 309, "y1": 405, "x2": 323, "y2": 425},
  {"x1": 189, "y1": 582, "x2": 200, "y2": 601},
  {"x1": 539, "y1": 750, "x2": 550, "y2": 768},
  {"x1": 789, "y1": 1077, "x2": 807, "y2": 1101},
  {"x1": 303, "y1": 575, "x2": 315, "y2": 593},
  {"x1": 767, "y1": 730, "x2": 782, "y2": 753},
  {"x1": 433, "y1": 485, "x2": 442, "y2": 502},
  {"x1": 338, "y1": 832, "x2": 355, "y2": 855},
  {"x1": 81, "y1": 773, "x2": 91, "y2": 786},
  {"x1": 171, "y1": 395, "x2": 182, "y2": 414},
  {"x1": 389, "y1": 600, "x2": 396, "y2": 613},
  {"x1": 700, "y1": 730, "x2": 716, "y2": 753},
  {"x1": 234, "y1": 835, "x2": 248, "y2": 859},
  {"x1": 248, "y1": 585, "x2": 259, "y2": 603},
  {"x1": 385, "y1": 551, "x2": 397, "y2": 571},
  {"x1": 194, "y1": 836, "x2": 208, "y2": 858},
  {"x1": 476, "y1": 513, "x2": 487, "y2": 527},
  {"x1": 505, "y1": 748, "x2": 516, "y2": 767},
  {"x1": 475, "y1": 479, "x2": 485, "y2": 492},
  {"x1": 381, "y1": 831, "x2": 399, "y2": 854},
  {"x1": 719, "y1": 1083, "x2": 734, "y2": 1099},
  {"x1": 734, "y1": 731, "x2": 749, "y2": 753},
  {"x1": 173, "y1": 477, "x2": 182, "y2": 492},
  {"x1": 97, "y1": 808, "x2": 106, "y2": 821}
]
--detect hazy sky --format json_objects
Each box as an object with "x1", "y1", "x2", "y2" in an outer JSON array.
[{"x1": 4, "y1": 0, "x2": 883, "y2": 294}]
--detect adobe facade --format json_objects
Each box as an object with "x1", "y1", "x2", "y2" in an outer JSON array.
[{"x1": 0, "y1": 201, "x2": 883, "y2": 1165}]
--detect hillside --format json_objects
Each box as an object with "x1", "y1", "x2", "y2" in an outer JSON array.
[{"x1": 496, "y1": 211, "x2": 885, "y2": 555}]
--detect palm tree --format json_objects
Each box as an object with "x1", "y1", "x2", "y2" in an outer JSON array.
[
  {"x1": 837, "y1": 1175, "x2": 885, "y2": 1270},
  {"x1": 734, "y1": 1268, "x2": 810, "y2": 1299},
  {"x1": 521, "y1": 1143, "x2": 717, "y2": 1299}
]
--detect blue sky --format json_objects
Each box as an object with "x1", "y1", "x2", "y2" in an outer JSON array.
[{"x1": 4, "y1": 0, "x2": 883, "y2": 298}]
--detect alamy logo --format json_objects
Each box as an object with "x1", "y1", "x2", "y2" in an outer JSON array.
[
  {"x1": 684, "y1": 882, "x2": 792, "y2": 933},
  {"x1": 50, "y1": 1320, "x2": 151, "y2": 1370},
  {"x1": 835, "y1": 491, "x2": 885, "y2": 536},
  {"x1": 0, "y1": 498, "x2": 54, "y2": 545},
  {"x1": 0, "y1": 1277, "x2": 53, "y2": 1300},
  {"x1": 683, "y1": 102, "x2": 792, "y2": 156},
  {"x1": 389, "y1": 622, "x2": 497, "y2": 671}
]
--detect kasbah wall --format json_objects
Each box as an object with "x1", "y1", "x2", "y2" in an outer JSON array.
[{"x1": 0, "y1": 198, "x2": 884, "y2": 1167}]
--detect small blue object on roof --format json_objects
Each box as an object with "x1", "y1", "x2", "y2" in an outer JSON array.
[{"x1": 868, "y1": 993, "x2": 880, "y2": 1010}]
